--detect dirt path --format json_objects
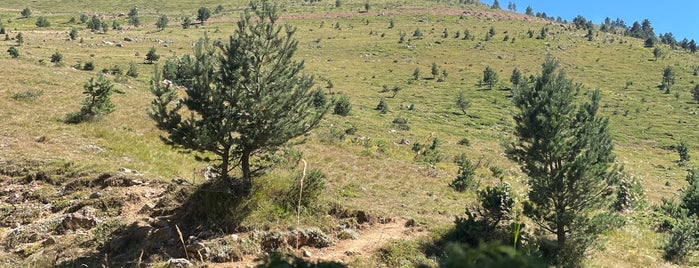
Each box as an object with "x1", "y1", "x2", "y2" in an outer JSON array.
[
  {"x1": 304, "y1": 218, "x2": 414, "y2": 264},
  {"x1": 211, "y1": 218, "x2": 417, "y2": 267}
]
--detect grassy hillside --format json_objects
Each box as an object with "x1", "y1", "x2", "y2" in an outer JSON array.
[{"x1": 1, "y1": 1, "x2": 699, "y2": 267}]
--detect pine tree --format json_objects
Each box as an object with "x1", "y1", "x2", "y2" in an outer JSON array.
[
  {"x1": 431, "y1": 62, "x2": 439, "y2": 79},
  {"x1": 128, "y1": 7, "x2": 140, "y2": 26},
  {"x1": 50, "y1": 50, "x2": 63, "y2": 65},
  {"x1": 482, "y1": 66, "x2": 498, "y2": 89},
  {"x1": 145, "y1": 47, "x2": 160, "y2": 64},
  {"x1": 510, "y1": 68, "x2": 522, "y2": 89},
  {"x1": 156, "y1": 15, "x2": 169, "y2": 30},
  {"x1": 69, "y1": 28, "x2": 78, "y2": 40},
  {"x1": 21, "y1": 7, "x2": 31, "y2": 18},
  {"x1": 7, "y1": 46, "x2": 19, "y2": 58},
  {"x1": 197, "y1": 6, "x2": 212, "y2": 24},
  {"x1": 506, "y1": 57, "x2": 618, "y2": 265},
  {"x1": 456, "y1": 90, "x2": 470, "y2": 115},
  {"x1": 662, "y1": 66, "x2": 675, "y2": 94},
  {"x1": 182, "y1": 17, "x2": 192, "y2": 29},
  {"x1": 149, "y1": 1, "x2": 329, "y2": 189},
  {"x1": 66, "y1": 74, "x2": 115, "y2": 123}
]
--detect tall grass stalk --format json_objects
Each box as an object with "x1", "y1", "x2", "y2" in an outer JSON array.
[{"x1": 295, "y1": 159, "x2": 307, "y2": 249}]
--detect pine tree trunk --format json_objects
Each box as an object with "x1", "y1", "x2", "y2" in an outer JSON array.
[
  {"x1": 241, "y1": 150, "x2": 252, "y2": 190},
  {"x1": 220, "y1": 148, "x2": 231, "y2": 186},
  {"x1": 556, "y1": 220, "x2": 567, "y2": 264}
]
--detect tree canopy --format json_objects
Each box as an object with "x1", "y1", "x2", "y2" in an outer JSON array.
[
  {"x1": 149, "y1": 0, "x2": 328, "y2": 190},
  {"x1": 507, "y1": 57, "x2": 618, "y2": 265}
]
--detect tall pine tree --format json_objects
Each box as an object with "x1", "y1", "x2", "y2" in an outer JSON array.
[
  {"x1": 149, "y1": 0, "x2": 328, "y2": 190},
  {"x1": 506, "y1": 57, "x2": 618, "y2": 265}
]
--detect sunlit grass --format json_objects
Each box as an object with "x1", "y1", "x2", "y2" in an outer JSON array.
[{"x1": 1, "y1": 1, "x2": 699, "y2": 266}]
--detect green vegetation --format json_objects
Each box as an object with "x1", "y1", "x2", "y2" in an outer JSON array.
[
  {"x1": 507, "y1": 58, "x2": 618, "y2": 265},
  {"x1": 149, "y1": 1, "x2": 328, "y2": 188},
  {"x1": 65, "y1": 73, "x2": 115, "y2": 123},
  {"x1": 1, "y1": 0, "x2": 699, "y2": 267}
]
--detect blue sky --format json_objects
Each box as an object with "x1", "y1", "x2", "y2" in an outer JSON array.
[{"x1": 492, "y1": 1, "x2": 698, "y2": 41}]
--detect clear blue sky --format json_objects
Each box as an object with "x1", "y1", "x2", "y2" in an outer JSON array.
[{"x1": 493, "y1": 1, "x2": 698, "y2": 41}]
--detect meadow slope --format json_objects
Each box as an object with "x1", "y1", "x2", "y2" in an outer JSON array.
[{"x1": 1, "y1": 1, "x2": 698, "y2": 267}]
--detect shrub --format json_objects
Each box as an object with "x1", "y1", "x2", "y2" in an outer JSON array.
[
  {"x1": 614, "y1": 173, "x2": 645, "y2": 212},
  {"x1": 83, "y1": 61, "x2": 95, "y2": 71},
  {"x1": 392, "y1": 116, "x2": 409, "y2": 130},
  {"x1": 333, "y1": 93, "x2": 351, "y2": 116},
  {"x1": 376, "y1": 97, "x2": 388, "y2": 114},
  {"x1": 662, "y1": 216, "x2": 699, "y2": 264},
  {"x1": 126, "y1": 62, "x2": 139, "y2": 78},
  {"x1": 69, "y1": 28, "x2": 78, "y2": 40},
  {"x1": 35, "y1": 16, "x2": 50, "y2": 27},
  {"x1": 7, "y1": 46, "x2": 19, "y2": 58},
  {"x1": 678, "y1": 140, "x2": 690, "y2": 164},
  {"x1": 50, "y1": 51, "x2": 63, "y2": 65},
  {"x1": 65, "y1": 74, "x2": 114, "y2": 123},
  {"x1": 312, "y1": 88, "x2": 327, "y2": 108},
  {"x1": 450, "y1": 154, "x2": 478, "y2": 192},
  {"x1": 145, "y1": 47, "x2": 160, "y2": 64},
  {"x1": 21, "y1": 7, "x2": 31, "y2": 18},
  {"x1": 11, "y1": 89, "x2": 43, "y2": 101},
  {"x1": 458, "y1": 137, "x2": 470, "y2": 146},
  {"x1": 285, "y1": 169, "x2": 326, "y2": 210}
]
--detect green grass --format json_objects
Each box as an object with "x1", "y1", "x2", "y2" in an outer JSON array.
[{"x1": 2, "y1": 1, "x2": 699, "y2": 267}]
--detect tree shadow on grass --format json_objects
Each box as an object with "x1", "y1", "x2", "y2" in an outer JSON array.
[{"x1": 56, "y1": 178, "x2": 255, "y2": 267}]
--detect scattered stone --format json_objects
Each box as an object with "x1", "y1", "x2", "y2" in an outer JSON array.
[
  {"x1": 229, "y1": 234, "x2": 239, "y2": 242},
  {"x1": 152, "y1": 217, "x2": 169, "y2": 228},
  {"x1": 399, "y1": 138, "x2": 410, "y2": 145},
  {"x1": 344, "y1": 249, "x2": 360, "y2": 256},
  {"x1": 35, "y1": 136, "x2": 46, "y2": 143},
  {"x1": 62, "y1": 212, "x2": 97, "y2": 231},
  {"x1": 89, "y1": 192, "x2": 102, "y2": 199},
  {"x1": 42, "y1": 236, "x2": 56, "y2": 246},
  {"x1": 337, "y1": 228, "x2": 360, "y2": 240},
  {"x1": 167, "y1": 258, "x2": 193, "y2": 268},
  {"x1": 109, "y1": 235, "x2": 129, "y2": 252},
  {"x1": 124, "y1": 37, "x2": 134, "y2": 42},
  {"x1": 186, "y1": 242, "x2": 207, "y2": 253},
  {"x1": 404, "y1": 219, "x2": 416, "y2": 227},
  {"x1": 81, "y1": 144, "x2": 103, "y2": 154},
  {"x1": 139, "y1": 202, "x2": 156, "y2": 214},
  {"x1": 303, "y1": 249, "x2": 312, "y2": 257},
  {"x1": 289, "y1": 228, "x2": 334, "y2": 248}
]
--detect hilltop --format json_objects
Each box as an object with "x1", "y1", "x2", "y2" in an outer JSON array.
[{"x1": 1, "y1": 1, "x2": 699, "y2": 267}]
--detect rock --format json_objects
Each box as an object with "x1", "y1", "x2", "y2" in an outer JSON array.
[
  {"x1": 89, "y1": 192, "x2": 102, "y2": 199},
  {"x1": 337, "y1": 228, "x2": 360, "y2": 240},
  {"x1": 261, "y1": 231, "x2": 288, "y2": 251},
  {"x1": 345, "y1": 249, "x2": 360, "y2": 256},
  {"x1": 62, "y1": 207, "x2": 97, "y2": 231},
  {"x1": 150, "y1": 226, "x2": 174, "y2": 244},
  {"x1": 109, "y1": 235, "x2": 129, "y2": 252},
  {"x1": 404, "y1": 218, "x2": 416, "y2": 227},
  {"x1": 124, "y1": 37, "x2": 134, "y2": 42},
  {"x1": 229, "y1": 234, "x2": 239, "y2": 242},
  {"x1": 152, "y1": 217, "x2": 170, "y2": 228},
  {"x1": 290, "y1": 228, "x2": 334, "y2": 248},
  {"x1": 42, "y1": 236, "x2": 56, "y2": 246},
  {"x1": 139, "y1": 203, "x2": 156, "y2": 214},
  {"x1": 186, "y1": 242, "x2": 207, "y2": 253},
  {"x1": 167, "y1": 258, "x2": 193, "y2": 268},
  {"x1": 81, "y1": 144, "x2": 103, "y2": 153},
  {"x1": 303, "y1": 249, "x2": 312, "y2": 257}
]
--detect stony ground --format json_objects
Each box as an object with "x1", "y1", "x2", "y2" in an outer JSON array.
[{"x1": 0, "y1": 159, "x2": 420, "y2": 267}]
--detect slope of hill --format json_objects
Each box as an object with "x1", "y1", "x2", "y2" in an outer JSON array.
[{"x1": 1, "y1": 1, "x2": 698, "y2": 267}]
